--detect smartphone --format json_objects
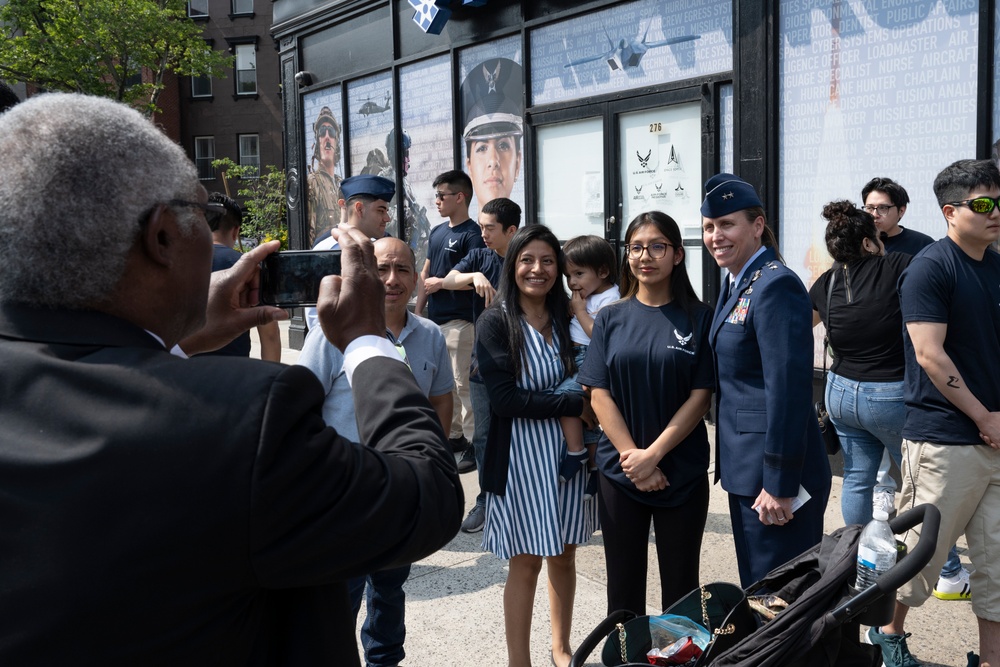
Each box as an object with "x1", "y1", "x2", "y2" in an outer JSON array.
[{"x1": 260, "y1": 249, "x2": 342, "y2": 307}]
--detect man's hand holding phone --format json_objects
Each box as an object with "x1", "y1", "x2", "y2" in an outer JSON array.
[{"x1": 317, "y1": 226, "x2": 386, "y2": 352}]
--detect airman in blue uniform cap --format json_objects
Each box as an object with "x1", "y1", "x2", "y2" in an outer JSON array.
[
  {"x1": 702, "y1": 172, "x2": 832, "y2": 588},
  {"x1": 341, "y1": 174, "x2": 395, "y2": 204}
]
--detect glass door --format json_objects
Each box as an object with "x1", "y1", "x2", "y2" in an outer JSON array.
[
  {"x1": 615, "y1": 101, "x2": 704, "y2": 300},
  {"x1": 536, "y1": 117, "x2": 605, "y2": 241}
]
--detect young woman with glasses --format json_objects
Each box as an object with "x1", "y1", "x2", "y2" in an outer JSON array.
[{"x1": 578, "y1": 211, "x2": 714, "y2": 614}]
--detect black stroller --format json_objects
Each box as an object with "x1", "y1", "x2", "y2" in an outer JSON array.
[{"x1": 570, "y1": 504, "x2": 940, "y2": 667}]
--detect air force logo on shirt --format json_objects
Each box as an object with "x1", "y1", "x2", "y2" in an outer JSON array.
[{"x1": 666, "y1": 328, "x2": 695, "y2": 355}]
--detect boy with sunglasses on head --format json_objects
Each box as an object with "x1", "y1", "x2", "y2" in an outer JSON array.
[{"x1": 868, "y1": 160, "x2": 1000, "y2": 667}]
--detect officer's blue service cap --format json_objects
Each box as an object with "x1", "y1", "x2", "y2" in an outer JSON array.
[
  {"x1": 701, "y1": 173, "x2": 763, "y2": 217},
  {"x1": 342, "y1": 174, "x2": 395, "y2": 203}
]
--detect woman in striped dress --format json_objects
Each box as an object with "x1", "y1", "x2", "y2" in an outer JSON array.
[{"x1": 476, "y1": 225, "x2": 597, "y2": 667}]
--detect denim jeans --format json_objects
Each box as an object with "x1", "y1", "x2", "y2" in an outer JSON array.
[
  {"x1": 348, "y1": 564, "x2": 411, "y2": 667},
  {"x1": 825, "y1": 372, "x2": 905, "y2": 526},
  {"x1": 470, "y1": 379, "x2": 491, "y2": 508}
]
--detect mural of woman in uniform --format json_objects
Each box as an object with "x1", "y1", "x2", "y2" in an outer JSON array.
[{"x1": 460, "y1": 57, "x2": 524, "y2": 213}]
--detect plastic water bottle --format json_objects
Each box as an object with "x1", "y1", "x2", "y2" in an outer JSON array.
[{"x1": 855, "y1": 509, "x2": 896, "y2": 590}]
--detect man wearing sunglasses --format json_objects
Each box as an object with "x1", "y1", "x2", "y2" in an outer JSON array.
[
  {"x1": 307, "y1": 106, "x2": 345, "y2": 246},
  {"x1": 861, "y1": 176, "x2": 935, "y2": 257},
  {"x1": 869, "y1": 160, "x2": 1000, "y2": 667}
]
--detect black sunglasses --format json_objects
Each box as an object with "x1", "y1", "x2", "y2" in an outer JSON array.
[{"x1": 946, "y1": 196, "x2": 1000, "y2": 215}]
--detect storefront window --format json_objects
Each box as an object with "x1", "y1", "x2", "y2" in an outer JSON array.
[
  {"x1": 719, "y1": 83, "x2": 733, "y2": 174},
  {"x1": 346, "y1": 72, "x2": 395, "y2": 230},
  {"x1": 458, "y1": 36, "x2": 524, "y2": 218},
  {"x1": 537, "y1": 118, "x2": 604, "y2": 240},
  {"x1": 400, "y1": 55, "x2": 454, "y2": 270},
  {"x1": 530, "y1": 0, "x2": 733, "y2": 107},
  {"x1": 778, "y1": 0, "x2": 978, "y2": 290},
  {"x1": 302, "y1": 86, "x2": 345, "y2": 246}
]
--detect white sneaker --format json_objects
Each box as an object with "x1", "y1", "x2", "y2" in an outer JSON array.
[
  {"x1": 873, "y1": 489, "x2": 895, "y2": 517},
  {"x1": 933, "y1": 566, "x2": 972, "y2": 601}
]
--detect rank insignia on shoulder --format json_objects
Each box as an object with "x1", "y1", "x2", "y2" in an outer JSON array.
[{"x1": 725, "y1": 297, "x2": 751, "y2": 325}]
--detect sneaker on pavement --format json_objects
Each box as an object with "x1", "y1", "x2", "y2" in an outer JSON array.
[
  {"x1": 460, "y1": 504, "x2": 485, "y2": 533},
  {"x1": 864, "y1": 626, "x2": 921, "y2": 667},
  {"x1": 967, "y1": 651, "x2": 980, "y2": 667},
  {"x1": 456, "y1": 446, "x2": 477, "y2": 474},
  {"x1": 448, "y1": 436, "x2": 470, "y2": 453},
  {"x1": 933, "y1": 566, "x2": 972, "y2": 601},
  {"x1": 583, "y1": 469, "x2": 599, "y2": 501},
  {"x1": 873, "y1": 488, "x2": 896, "y2": 517}
]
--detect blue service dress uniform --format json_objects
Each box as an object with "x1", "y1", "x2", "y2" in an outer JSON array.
[{"x1": 709, "y1": 247, "x2": 832, "y2": 586}]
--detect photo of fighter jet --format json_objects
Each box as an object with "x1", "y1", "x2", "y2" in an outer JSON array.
[{"x1": 564, "y1": 22, "x2": 700, "y2": 72}]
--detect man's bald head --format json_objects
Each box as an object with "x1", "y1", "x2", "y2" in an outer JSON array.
[{"x1": 374, "y1": 236, "x2": 415, "y2": 271}]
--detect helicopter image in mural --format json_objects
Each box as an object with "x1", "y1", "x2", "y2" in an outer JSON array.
[
  {"x1": 357, "y1": 93, "x2": 391, "y2": 117},
  {"x1": 564, "y1": 22, "x2": 699, "y2": 72}
]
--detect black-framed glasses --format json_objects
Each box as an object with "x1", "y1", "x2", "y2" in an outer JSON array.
[
  {"x1": 946, "y1": 196, "x2": 1000, "y2": 215},
  {"x1": 434, "y1": 191, "x2": 457, "y2": 201},
  {"x1": 625, "y1": 242, "x2": 673, "y2": 259},
  {"x1": 862, "y1": 204, "x2": 897, "y2": 215},
  {"x1": 169, "y1": 199, "x2": 226, "y2": 220}
]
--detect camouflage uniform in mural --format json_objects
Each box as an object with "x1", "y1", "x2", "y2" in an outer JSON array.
[
  {"x1": 307, "y1": 169, "x2": 342, "y2": 245},
  {"x1": 307, "y1": 106, "x2": 344, "y2": 246}
]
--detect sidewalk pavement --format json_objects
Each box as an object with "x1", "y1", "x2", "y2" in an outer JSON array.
[{"x1": 256, "y1": 323, "x2": 977, "y2": 667}]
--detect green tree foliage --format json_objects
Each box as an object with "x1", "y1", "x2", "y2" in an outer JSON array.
[
  {"x1": 0, "y1": 0, "x2": 231, "y2": 116},
  {"x1": 213, "y1": 158, "x2": 288, "y2": 250}
]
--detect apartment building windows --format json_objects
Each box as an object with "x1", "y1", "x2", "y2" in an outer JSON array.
[
  {"x1": 239, "y1": 134, "x2": 260, "y2": 177},
  {"x1": 194, "y1": 137, "x2": 216, "y2": 180}
]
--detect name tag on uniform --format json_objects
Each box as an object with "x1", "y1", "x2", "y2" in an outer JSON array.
[{"x1": 726, "y1": 297, "x2": 751, "y2": 325}]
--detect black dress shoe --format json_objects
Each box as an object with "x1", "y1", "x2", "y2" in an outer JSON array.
[
  {"x1": 456, "y1": 446, "x2": 477, "y2": 473},
  {"x1": 448, "y1": 436, "x2": 470, "y2": 453}
]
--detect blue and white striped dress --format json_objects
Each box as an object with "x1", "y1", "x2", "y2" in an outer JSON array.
[{"x1": 482, "y1": 319, "x2": 598, "y2": 560}]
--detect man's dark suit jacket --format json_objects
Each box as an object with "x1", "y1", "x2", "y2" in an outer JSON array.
[{"x1": 0, "y1": 304, "x2": 463, "y2": 666}]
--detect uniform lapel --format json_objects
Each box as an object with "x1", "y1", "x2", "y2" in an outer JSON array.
[{"x1": 709, "y1": 248, "x2": 774, "y2": 342}]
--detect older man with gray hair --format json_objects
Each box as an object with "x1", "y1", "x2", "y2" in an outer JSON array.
[{"x1": 0, "y1": 93, "x2": 462, "y2": 665}]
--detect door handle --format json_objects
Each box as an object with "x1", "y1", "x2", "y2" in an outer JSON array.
[{"x1": 605, "y1": 216, "x2": 615, "y2": 234}]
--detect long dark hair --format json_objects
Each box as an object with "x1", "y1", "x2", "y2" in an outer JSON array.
[
  {"x1": 823, "y1": 200, "x2": 879, "y2": 263},
  {"x1": 621, "y1": 211, "x2": 702, "y2": 317},
  {"x1": 492, "y1": 225, "x2": 575, "y2": 378}
]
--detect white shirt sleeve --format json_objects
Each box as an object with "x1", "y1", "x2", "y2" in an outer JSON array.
[{"x1": 342, "y1": 334, "x2": 406, "y2": 385}]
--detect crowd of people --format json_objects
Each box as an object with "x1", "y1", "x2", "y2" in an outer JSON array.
[{"x1": 2, "y1": 87, "x2": 999, "y2": 667}]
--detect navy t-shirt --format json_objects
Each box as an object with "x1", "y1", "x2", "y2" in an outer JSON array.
[
  {"x1": 204, "y1": 245, "x2": 251, "y2": 357},
  {"x1": 426, "y1": 219, "x2": 486, "y2": 325},
  {"x1": 884, "y1": 226, "x2": 935, "y2": 257},
  {"x1": 899, "y1": 237, "x2": 1000, "y2": 444},
  {"x1": 453, "y1": 248, "x2": 505, "y2": 383},
  {"x1": 578, "y1": 298, "x2": 714, "y2": 507}
]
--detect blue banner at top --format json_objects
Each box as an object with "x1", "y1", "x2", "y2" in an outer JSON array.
[{"x1": 408, "y1": 0, "x2": 487, "y2": 34}]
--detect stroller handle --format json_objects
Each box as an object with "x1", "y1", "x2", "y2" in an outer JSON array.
[{"x1": 828, "y1": 503, "x2": 941, "y2": 624}]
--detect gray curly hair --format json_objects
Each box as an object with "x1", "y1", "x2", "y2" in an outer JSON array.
[{"x1": 0, "y1": 93, "x2": 198, "y2": 307}]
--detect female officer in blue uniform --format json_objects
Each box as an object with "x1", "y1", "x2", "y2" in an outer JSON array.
[{"x1": 702, "y1": 174, "x2": 831, "y2": 587}]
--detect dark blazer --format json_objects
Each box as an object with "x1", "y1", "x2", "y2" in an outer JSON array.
[
  {"x1": 709, "y1": 248, "x2": 830, "y2": 499},
  {"x1": 0, "y1": 304, "x2": 463, "y2": 666},
  {"x1": 475, "y1": 307, "x2": 583, "y2": 495}
]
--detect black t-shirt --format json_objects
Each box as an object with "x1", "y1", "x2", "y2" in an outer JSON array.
[
  {"x1": 578, "y1": 298, "x2": 714, "y2": 507},
  {"x1": 883, "y1": 226, "x2": 935, "y2": 257},
  {"x1": 899, "y1": 238, "x2": 1000, "y2": 444},
  {"x1": 426, "y1": 219, "x2": 486, "y2": 324},
  {"x1": 204, "y1": 245, "x2": 251, "y2": 357},
  {"x1": 809, "y1": 253, "x2": 911, "y2": 381}
]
